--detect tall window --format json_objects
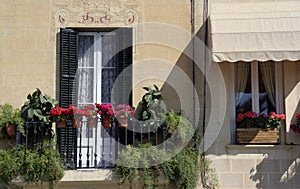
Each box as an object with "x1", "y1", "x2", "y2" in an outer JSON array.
[{"x1": 58, "y1": 28, "x2": 132, "y2": 168}]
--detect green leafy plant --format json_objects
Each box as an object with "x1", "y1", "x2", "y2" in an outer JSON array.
[
  {"x1": 161, "y1": 148, "x2": 200, "y2": 189},
  {"x1": 116, "y1": 142, "x2": 219, "y2": 189},
  {"x1": 21, "y1": 89, "x2": 58, "y2": 140},
  {"x1": 115, "y1": 143, "x2": 167, "y2": 189},
  {"x1": 134, "y1": 85, "x2": 164, "y2": 121},
  {"x1": 0, "y1": 141, "x2": 64, "y2": 189},
  {"x1": 0, "y1": 103, "x2": 24, "y2": 139},
  {"x1": 115, "y1": 85, "x2": 219, "y2": 189},
  {"x1": 163, "y1": 110, "x2": 194, "y2": 144},
  {"x1": 0, "y1": 148, "x2": 21, "y2": 188},
  {"x1": 21, "y1": 88, "x2": 58, "y2": 124}
]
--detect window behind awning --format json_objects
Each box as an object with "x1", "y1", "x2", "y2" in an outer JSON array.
[{"x1": 209, "y1": 2, "x2": 300, "y2": 63}]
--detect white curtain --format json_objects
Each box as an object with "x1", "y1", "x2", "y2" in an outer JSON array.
[
  {"x1": 78, "y1": 35, "x2": 95, "y2": 106},
  {"x1": 260, "y1": 61, "x2": 276, "y2": 107},
  {"x1": 235, "y1": 62, "x2": 250, "y2": 106}
]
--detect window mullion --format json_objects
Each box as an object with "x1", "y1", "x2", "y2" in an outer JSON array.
[
  {"x1": 252, "y1": 61, "x2": 260, "y2": 113},
  {"x1": 95, "y1": 33, "x2": 102, "y2": 103},
  {"x1": 275, "y1": 62, "x2": 283, "y2": 113}
]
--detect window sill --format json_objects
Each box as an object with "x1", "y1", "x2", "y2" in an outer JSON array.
[
  {"x1": 226, "y1": 144, "x2": 295, "y2": 150},
  {"x1": 13, "y1": 169, "x2": 119, "y2": 189}
]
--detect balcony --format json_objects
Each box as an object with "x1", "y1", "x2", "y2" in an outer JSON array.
[{"x1": 15, "y1": 119, "x2": 168, "y2": 170}]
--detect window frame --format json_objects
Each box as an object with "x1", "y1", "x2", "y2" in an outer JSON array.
[
  {"x1": 230, "y1": 61, "x2": 284, "y2": 144},
  {"x1": 77, "y1": 31, "x2": 117, "y2": 107},
  {"x1": 58, "y1": 27, "x2": 133, "y2": 169}
]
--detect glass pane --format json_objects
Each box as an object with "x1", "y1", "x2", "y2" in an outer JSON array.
[
  {"x1": 101, "y1": 34, "x2": 117, "y2": 104},
  {"x1": 102, "y1": 34, "x2": 117, "y2": 68},
  {"x1": 101, "y1": 68, "x2": 117, "y2": 104},
  {"x1": 77, "y1": 68, "x2": 94, "y2": 103},
  {"x1": 258, "y1": 62, "x2": 276, "y2": 114},
  {"x1": 77, "y1": 35, "x2": 95, "y2": 105},
  {"x1": 235, "y1": 62, "x2": 252, "y2": 114},
  {"x1": 78, "y1": 36, "x2": 94, "y2": 67}
]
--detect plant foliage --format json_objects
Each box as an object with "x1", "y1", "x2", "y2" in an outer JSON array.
[
  {"x1": 0, "y1": 141, "x2": 64, "y2": 189},
  {"x1": 21, "y1": 88, "x2": 58, "y2": 124},
  {"x1": 115, "y1": 143, "x2": 167, "y2": 189},
  {"x1": 0, "y1": 104, "x2": 24, "y2": 139},
  {"x1": 134, "y1": 85, "x2": 164, "y2": 122}
]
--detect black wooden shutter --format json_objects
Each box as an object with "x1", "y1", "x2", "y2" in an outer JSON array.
[
  {"x1": 58, "y1": 28, "x2": 78, "y2": 169},
  {"x1": 116, "y1": 28, "x2": 133, "y2": 106},
  {"x1": 115, "y1": 28, "x2": 133, "y2": 145}
]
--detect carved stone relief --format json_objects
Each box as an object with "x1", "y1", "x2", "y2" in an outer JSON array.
[{"x1": 50, "y1": 0, "x2": 140, "y2": 43}]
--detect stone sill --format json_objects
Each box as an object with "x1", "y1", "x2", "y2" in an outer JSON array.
[
  {"x1": 13, "y1": 169, "x2": 171, "y2": 189},
  {"x1": 62, "y1": 169, "x2": 116, "y2": 182},
  {"x1": 12, "y1": 169, "x2": 119, "y2": 189},
  {"x1": 226, "y1": 144, "x2": 296, "y2": 150}
]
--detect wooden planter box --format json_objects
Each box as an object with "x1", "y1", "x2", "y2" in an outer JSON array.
[{"x1": 236, "y1": 128, "x2": 279, "y2": 144}]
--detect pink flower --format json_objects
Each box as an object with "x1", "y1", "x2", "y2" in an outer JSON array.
[
  {"x1": 96, "y1": 103, "x2": 115, "y2": 118},
  {"x1": 277, "y1": 114, "x2": 286, "y2": 120},
  {"x1": 114, "y1": 104, "x2": 135, "y2": 117}
]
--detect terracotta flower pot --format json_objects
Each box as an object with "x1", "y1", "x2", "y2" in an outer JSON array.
[
  {"x1": 6, "y1": 124, "x2": 16, "y2": 137},
  {"x1": 56, "y1": 120, "x2": 67, "y2": 128},
  {"x1": 101, "y1": 117, "x2": 112, "y2": 128},
  {"x1": 72, "y1": 117, "x2": 83, "y2": 128},
  {"x1": 87, "y1": 117, "x2": 98, "y2": 128},
  {"x1": 117, "y1": 116, "x2": 129, "y2": 128}
]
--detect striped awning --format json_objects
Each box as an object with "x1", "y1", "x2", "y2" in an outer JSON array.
[{"x1": 209, "y1": 2, "x2": 300, "y2": 62}]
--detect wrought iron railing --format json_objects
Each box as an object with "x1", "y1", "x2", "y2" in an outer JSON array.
[{"x1": 16, "y1": 119, "x2": 168, "y2": 170}]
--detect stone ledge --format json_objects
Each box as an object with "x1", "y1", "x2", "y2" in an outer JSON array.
[
  {"x1": 226, "y1": 144, "x2": 296, "y2": 150},
  {"x1": 62, "y1": 169, "x2": 116, "y2": 182}
]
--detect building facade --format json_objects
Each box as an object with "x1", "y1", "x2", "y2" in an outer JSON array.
[{"x1": 0, "y1": 0, "x2": 299, "y2": 188}]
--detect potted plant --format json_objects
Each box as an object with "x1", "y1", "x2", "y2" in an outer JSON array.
[
  {"x1": 134, "y1": 85, "x2": 164, "y2": 122},
  {"x1": 21, "y1": 88, "x2": 58, "y2": 124},
  {"x1": 68, "y1": 105, "x2": 87, "y2": 128},
  {"x1": 0, "y1": 103, "x2": 24, "y2": 138},
  {"x1": 114, "y1": 104, "x2": 135, "y2": 127},
  {"x1": 83, "y1": 105, "x2": 98, "y2": 128},
  {"x1": 290, "y1": 113, "x2": 300, "y2": 133},
  {"x1": 50, "y1": 106, "x2": 71, "y2": 128},
  {"x1": 95, "y1": 103, "x2": 114, "y2": 128},
  {"x1": 21, "y1": 88, "x2": 58, "y2": 140},
  {"x1": 163, "y1": 110, "x2": 194, "y2": 143},
  {"x1": 236, "y1": 111, "x2": 286, "y2": 144}
]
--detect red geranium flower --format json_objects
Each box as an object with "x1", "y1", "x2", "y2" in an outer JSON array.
[
  {"x1": 50, "y1": 106, "x2": 72, "y2": 122},
  {"x1": 95, "y1": 103, "x2": 115, "y2": 119},
  {"x1": 236, "y1": 111, "x2": 285, "y2": 129}
]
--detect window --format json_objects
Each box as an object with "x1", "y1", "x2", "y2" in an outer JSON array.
[
  {"x1": 235, "y1": 61, "x2": 277, "y2": 115},
  {"x1": 58, "y1": 28, "x2": 132, "y2": 168},
  {"x1": 232, "y1": 61, "x2": 283, "y2": 143}
]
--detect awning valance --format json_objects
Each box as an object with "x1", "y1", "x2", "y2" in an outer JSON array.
[{"x1": 209, "y1": 2, "x2": 300, "y2": 62}]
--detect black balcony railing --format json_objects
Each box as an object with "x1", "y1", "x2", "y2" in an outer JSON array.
[{"x1": 16, "y1": 119, "x2": 168, "y2": 170}]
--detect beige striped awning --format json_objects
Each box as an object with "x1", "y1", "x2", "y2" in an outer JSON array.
[{"x1": 209, "y1": 2, "x2": 300, "y2": 62}]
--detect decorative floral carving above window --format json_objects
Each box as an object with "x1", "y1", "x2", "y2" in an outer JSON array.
[{"x1": 53, "y1": 0, "x2": 140, "y2": 26}]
